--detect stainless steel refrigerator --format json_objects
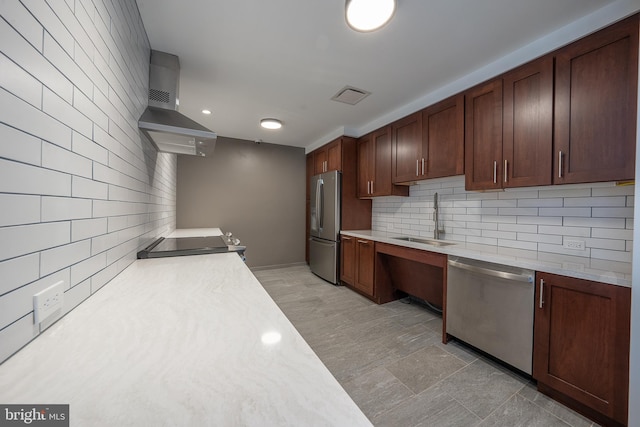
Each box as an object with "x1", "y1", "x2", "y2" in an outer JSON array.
[{"x1": 309, "y1": 170, "x2": 341, "y2": 284}]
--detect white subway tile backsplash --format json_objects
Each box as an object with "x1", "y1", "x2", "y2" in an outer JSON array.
[
  {"x1": 41, "y1": 196, "x2": 92, "y2": 221},
  {"x1": 40, "y1": 240, "x2": 91, "y2": 276},
  {"x1": 0, "y1": 314, "x2": 37, "y2": 363},
  {"x1": 0, "y1": 158, "x2": 71, "y2": 196},
  {"x1": 538, "y1": 225, "x2": 591, "y2": 237},
  {"x1": 592, "y1": 207, "x2": 634, "y2": 218},
  {"x1": 0, "y1": 222, "x2": 70, "y2": 260},
  {"x1": 585, "y1": 237, "x2": 626, "y2": 251},
  {"x1": 0, "y1": 124, "x2": 42, "y2": 166},
  {"x1": 539, "y1": 207, "x2": 592, "y2": 217},
  {"x1": 373, "y1": 176, "x2": 633, "y2": 263},
  {"x1": 0, "y1": 87, "x2": 72, "y2": 149},
  {"x1": 72, "y1": 175, "x2": 108, "y2": 200},
  {"x1": 0, "y1": 0, "x2": 175, "y2": 364},
  {"x1": 73, "y1": 87, "x2": 108, "y2": 130},
  {"x1": 497, "y1": 239, "x2": 538, "y2": 251},
  {"x1": 72, "y1": 131, "x2": 108, "y2": 164},
  {"x1": 563, "y1": 217, "x2": 625, "y2": 228},
  {"x1": 0, "y1": 1, "x2": 44, "y2": 51},
  {"x1": 42, "y1": 141, "x2": 92, "y2": 178},
  {"x1": 42, "y1": 87, "x2": 93, "y2": 139},
  {"x1": 0, "y1": 268, "x2": 70, "y2": 330},
  {"x1": 590, "y1": 248, "x2": 632, "y2": 263},
  {"x1": 0, "y1": 254, "x2": 40, "y2": 296},
  {"x1": 22, "y1": 0, "x2": 74, "y2": 55},
  {"x1": 90, "y1": 231, "x2": 119, "y2": 255},
  {"x1": 71, "y1": 217, "x2": 107, "y2": 242},
  {"x1": 591, "y1": 227, "x2": 634, "y2": 240},
  {"x1": 592, "y1": 185, "x2": 635, "y2": 196},
  {"x1": 0, "y1": 18, "x2": 72, "y2": 103},
  {"x1": 43, "y1": 32, "x2": 93, "y2": 98},
  {"x1": 0, "y1": 194, "x2": 41, "y2": 227},
  {"x1": 0, "y1": 52, "x2": 43, "y2": 108}
]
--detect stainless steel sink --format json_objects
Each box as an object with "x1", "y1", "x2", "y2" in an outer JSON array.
[{"x1": 392, "y1": 236, "x2": 456, "y2": 247}]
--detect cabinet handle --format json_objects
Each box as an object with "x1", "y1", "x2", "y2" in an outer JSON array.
[
  {"x1": 357, "y1": 240, "x2": 370, "y2": 244},
  {"x1": 371, "y1": 181, "x2": 374, "y2": 194},
  {"x1": 539, "y1": 278, "x2": 545, "y2": 308},
  {"x1": 368, "y1": 181, "x2": 371, "y2": 195},
  {"x1": 416, "y1": 159, "x2": 419, "y2": 176},
  {"x1": 421, "y1": 158, "x2": 425, "y2": 175},
  {"x1": 342, "y1": 236, "x2": 351, "y2": 240},
  {"x1": 504, "y1": 159, "x2": 508, "y2": 183},
  {"x1": 324, "y1": 160, "x2": 328, "y2": 172},
  {"x1": 558, "y1": 151, "x2": 563, "y2": 178},
  {"x1": 493, "y1": 161, "x2": 497, "y2": 184}
]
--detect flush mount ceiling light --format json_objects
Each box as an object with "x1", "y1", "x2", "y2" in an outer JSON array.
[
  {"x1": 260, "y1": 118, "x2": 282, "y2": 130},
  {"x1": 345, "y1": 0, "x2": 396, "y2": 32},
  {"x1": 202, "y1": 109, "x2": 211, "y2": 115}
]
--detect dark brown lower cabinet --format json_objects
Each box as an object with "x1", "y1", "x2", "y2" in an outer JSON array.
[
  {"x1": 340, "y1": 236, "x2": 356, "y2": 285},
  {"x1": 354, "y1": 238, "x2": 375, "y2": 297},
  {"x1": 533, "y1": 272, "x2": 631, "y2": 426},
  {"x1": 340, "y1": 236, "x2": 375, "y2": 298}
]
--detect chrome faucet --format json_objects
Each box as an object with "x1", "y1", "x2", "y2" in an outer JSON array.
[{"x1": 433, "y1": 192, "x2": 440, "y2": 240}]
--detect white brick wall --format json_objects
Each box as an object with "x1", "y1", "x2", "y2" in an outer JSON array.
[
  {"x1": 373, "y1": 175, "x2": 634, "y2": 263},
  {"x1": 0, "y1": 0, "x2": 176, "y2": 363}
]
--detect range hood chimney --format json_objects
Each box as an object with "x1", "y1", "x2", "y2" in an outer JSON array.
[{"x1": 138, "y1": 50, "x2": 217, "y2": 156}]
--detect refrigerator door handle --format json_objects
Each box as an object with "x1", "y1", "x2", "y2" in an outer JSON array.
[{"x1": 318, "y1": 178, "x2": 324, "y2": 230}]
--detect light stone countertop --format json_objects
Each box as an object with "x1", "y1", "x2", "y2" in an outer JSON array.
[
  {"x1": 342, "y1": 230, "x2": 632, "y2": 287},
  {"x1": 167, "y1": 227, "x2": 223, "y2": 238},
  {"x1": 0, "y1": 253, "x2": 372, "y2": 427}
]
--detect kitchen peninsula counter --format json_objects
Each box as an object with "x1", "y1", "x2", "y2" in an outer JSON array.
[
  {"x1": 342, "y1": 230, "x2": 632, "y2": 287},
  {"x1": 0, "y1": 253, "x2": 372, "y2": 426}
]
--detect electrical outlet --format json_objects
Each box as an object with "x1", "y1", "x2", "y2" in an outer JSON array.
[
  {"x1": 33, "y1": 281, "x2": 64, "y2": 324},
  {"x1": 563, "y1": 239, "x2": 586, "y2": 251}
]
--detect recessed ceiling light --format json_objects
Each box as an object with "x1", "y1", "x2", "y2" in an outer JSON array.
[
  {"x1": 260, "y1": 118, "x2": 282, "y2": 130},
  {"x1": 346, "y1": 0, "x2": 396, "y2": 32},
  {"x1": 202, "y1": 109, "x2": 211, "y2": 115}
]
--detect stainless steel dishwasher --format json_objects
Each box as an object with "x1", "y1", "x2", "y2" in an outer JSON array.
[{"x1": 446, "y1": 257, "x2": 535, "y2": 374}]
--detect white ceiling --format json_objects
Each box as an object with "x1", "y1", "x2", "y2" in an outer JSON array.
[{"x1": 137, "y1": 0, "x2": 626, "y2": 150}]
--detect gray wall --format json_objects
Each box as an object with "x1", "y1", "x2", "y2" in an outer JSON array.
[{"x1": 177, "y1": 137, "x2": 305, "y2": 267}]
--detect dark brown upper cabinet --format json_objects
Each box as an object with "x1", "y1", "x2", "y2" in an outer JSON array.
[
  {"x1": 358, "y1": 126, "x2": 409, "y2": 198},
  {"x1": 392, "y1": 95, "x2": 464, "y2": 184},
  {"x1": 465, "y1": 56, "x2": 555, "y2": 190},
  {"x1": 503, "y1": 56, "x2": 554, "y2": 187},
  {"x1": 422, "y1": 94, "x2": 465, "y2": 180},
  {"x1": 391, "y1": 112, "x2": 423, "y2": 184},
  {"x1": 465, "y1": 79, "x2": 504, "y2": 191},
  {"x1": 554, "y1": 14, "x2": 638, "y2": 184},
  {"x1": 313, "y1": 137, "x2": 342, "y2": 174}
]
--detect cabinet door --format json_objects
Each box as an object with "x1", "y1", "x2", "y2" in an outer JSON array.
[
  {"x1": 355, "y1": 239, "x2": 375, "y2": 296},
  {"x1": 423, "y1": 94, "x2": 464, "y2": 179},
  {"x1": 340, "y1": 236, "x2": 356, "y2": 285},
  {"x1": 554, "y1": 15, "x2": 638, "y2": 184},
  {"x1": 314, "y1": 147, "x2": 327, "y2": 175},
  {"x1": 326, "y1": 138, "x2": 342, "y2": 172},
  {"x1": 465, "y1": 79, "x2": 503, "y2": 190},
  {"x1": 357, "y1": 134, "x2": 372, "y2": 198},
  {"x1": 372, "y1": 126, "x2": 393, "y2": 196},
  {"x1": 392, "y1": 112, "x2": 422, "y2": 183},
  {"x1": 503, "y1": 56, "x2": 553, "y2": 187},
  {"x1": 533, "y1": 272, "x2": 631, "y2": 425}
]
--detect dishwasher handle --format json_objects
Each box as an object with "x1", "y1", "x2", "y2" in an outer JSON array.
[{"x1": 448, "y1": 259, "x2": 533, "y2": 283}]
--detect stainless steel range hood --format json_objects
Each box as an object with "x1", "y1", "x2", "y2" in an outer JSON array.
[{"x1": 138, "y1": 50, "x2": 216, "y2": 156}]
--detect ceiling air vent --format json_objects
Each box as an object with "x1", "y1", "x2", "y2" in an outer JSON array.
[{"x1": 331, "y1": 86, "x2": 371, "y2": 105}]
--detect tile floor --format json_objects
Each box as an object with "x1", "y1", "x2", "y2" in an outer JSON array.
[{"x1": 252, "y1": 265, "x2": 599, "y2": 427}]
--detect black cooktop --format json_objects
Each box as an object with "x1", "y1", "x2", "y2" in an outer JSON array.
[{"x1": 137, "y1": 236, "x2": 229, "y2": 259}]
